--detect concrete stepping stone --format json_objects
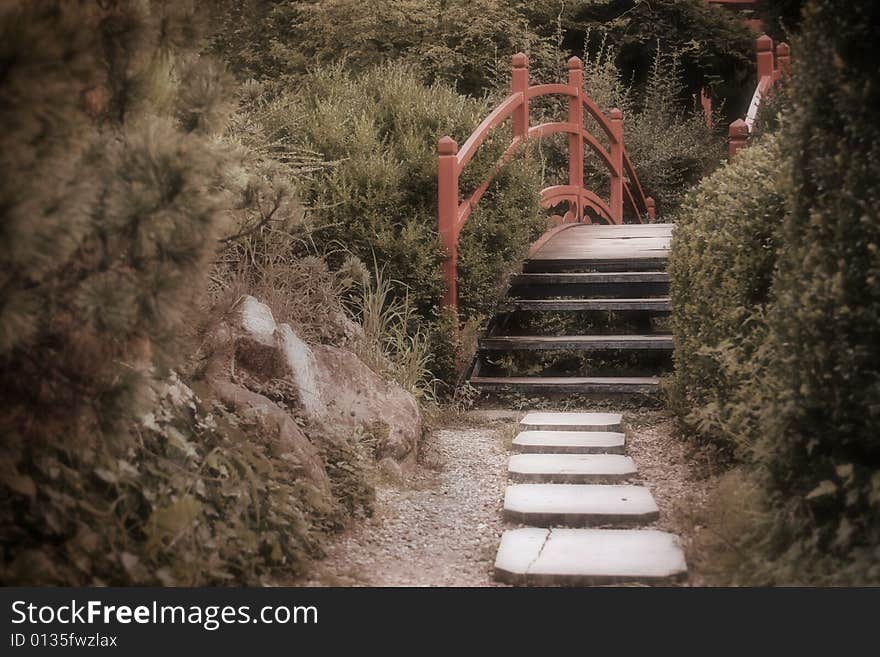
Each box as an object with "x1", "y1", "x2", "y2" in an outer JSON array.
[
  {"x1": 494, "y1": 527, "x2": 687, "y2": 585},
  {"x1": 503, "y1": 484, "x2": 659, "y2": 526},
  {"x1": 512, "y1": 430, "x2": 625, "y2": 454},
  {"x1": 508, "y1": 454, "x2": 636, "y2": 483},
  {"x1": 520, "y1": 411, "x2": 622, "y2": 432}
]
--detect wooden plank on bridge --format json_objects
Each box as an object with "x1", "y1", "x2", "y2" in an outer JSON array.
[
  {"x1": 529, "y1": 223, "x2": 673, "y2": 262},
  {"x1": 478, "y1": 334, "x2": 673, "y2": 351}
]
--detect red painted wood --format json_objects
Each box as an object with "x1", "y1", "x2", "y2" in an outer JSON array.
[
  {"x1": 756, "y1": 34, "x2": 774, "y2": 79},
  {"x1": 728, "y1": 34, "x2": 793, "y2": 161},
  {"x1": 437, "y1": 136, "x2": 459, "y2": 308},
  {"x1": 567, "y1": 57, "x2": 585, "y2": 225},
  {"x1": 437, "y1": 52, "x2": 654, "y2": 309},
  {"x1": 728, "y1": 119, "x2": 749, "y2": 160},
  {"x1": 609, "y1": 108, "x2": 624, "y2": 224}
]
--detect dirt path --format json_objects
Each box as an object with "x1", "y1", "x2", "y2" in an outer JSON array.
[
  {"x1": 304, "y1": 419, "x2": 512, "y2": 586},
  {"x1": 304, "y1": 408, "x2": 716, "y2": 587}
]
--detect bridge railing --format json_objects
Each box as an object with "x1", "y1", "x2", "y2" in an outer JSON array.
[
  {"x1": 438, "y1": 53, "x2": 655, "y2": 308},
  {"x1": 728, "y1": 34, "x2": 791, "y2": 159}
]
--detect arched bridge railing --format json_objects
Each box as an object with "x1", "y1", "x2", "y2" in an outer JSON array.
[{"x1": 438, "y1": 53, "x2": 655, "y2": 308}]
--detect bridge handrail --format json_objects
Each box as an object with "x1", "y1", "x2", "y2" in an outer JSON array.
[
  {"x1": 437, "y1": 53, "x2": 655, "y2": 308},
  {"x1": 728, "y1": 34, "x2": 791, "y2": 160}
]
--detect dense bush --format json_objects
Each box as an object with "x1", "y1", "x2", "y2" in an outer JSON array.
[
  {"x1": 213, "y1": 0, "x2": 554, "y2": 96},
  {"x1": 668, "y1": 137, "x2": 787, "y2": 452},
  {"x1": 240, "y1": 63, "x2": 546, "y2": 381},
  {"x1": 573, "y1": 42, "x2": 723, "y2": 217},
  {"x1": 0, "y1": 1, "x2": 232, "y2": 454},
  {"x1": 0, "y1": 1, "x2": 373, "y2": 585},
  {"x1": 752, "y1": 0, "x2": 880, "y2": 583},
  {"x1": 670, "y1": 0, "x2": 880, "y2": 584},
  {"x1": 518, "y1": 0, "x2": 755, "y2": 113}
]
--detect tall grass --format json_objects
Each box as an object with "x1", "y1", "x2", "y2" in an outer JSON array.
[{"x1": 351, "y1": 262, "x2": 436, "y2": 401}]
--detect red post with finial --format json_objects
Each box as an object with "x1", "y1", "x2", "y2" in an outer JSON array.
[
  {"x1": 775, "y1": 42, "x2": 791, "y2": 77},
  {"x1": 609, "y1": 108, "x2": 624, "y2": 224},
  {"x1": 511, "y1": 53, "x2": 529, "y2": 140},
  {"x1": 756, "y1": 34, "x2": 774, "y2": 79},
  {"x1": 646, "y1": 197, "x2": 656, "y2": 222},
  {"x1": 437, "y1": 136, "x2": 459, "y2": 309},
  {"x1": 728, "y1": 119, "x2": 749, "y2": 160},
  {"x1": 567, "y1": 56, "x2": 584, "y2": 222}
]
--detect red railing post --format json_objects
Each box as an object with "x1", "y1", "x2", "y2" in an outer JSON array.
[
  {"x1": 609, "y1": 108, "x2": 624, "y2": 224},
  {"x1": 437, "y1": 136, "x2": 460, "y2": 309},
  {"x1": 646, "y1": 197, "x2": 656, "y2": 222},
  {"x1": 728, "y1": 119, "x2": 749, "y2": 160},
  {"x1": 775, "y1": 42, "x2": 791, "y2": 77},
  {"x1": 511, "y1": 52, "x2": 529, "y2": 139},
  {"x1": 756, "y1": 34, "x2": 774, "y2": 79},
  {"x1": 567, "y1": 56, "x2": 584, "y2": 222},
  {"x1": 700, "y1": 87, "x2": 713, "y2": 128}
]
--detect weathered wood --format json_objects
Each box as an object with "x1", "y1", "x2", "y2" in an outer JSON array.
[
  {"x1": 511, "y1": 297, "x2": 670, "y2": 312},
  {"x1": 478, "y1": 335, "x2": 673, "y2": 351},
  {"x1": 528, "y1": 224, "x2": 673, "y2": 266},
  {"x1": 512, "y1": 272, "x2": 669, "y2": 285},
  {"x1": 524, "y1": 257, "x2": 668, "y2": 273},
  {"x1": 470, "y1": 376, "x2": 659, "y2": 393},
  {"x1": 510, "y1": 272, "x2": 669, "y2": 299}
]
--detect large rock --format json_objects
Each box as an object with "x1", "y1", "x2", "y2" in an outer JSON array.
[
  {"x1": 211, "y1": 380, "x2": 330, "y2": 493},
  {"x1": 231, "y1": 296, "x2": 420, "y2": 466}
]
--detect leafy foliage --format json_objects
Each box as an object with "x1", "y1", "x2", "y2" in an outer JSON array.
[
  {"x1": 573, "y1": 40, "x2": 723, "y2": 216},
  {"x1": 670, "y1": 0, "x2": 880, "y2": 584},
  {"x1": 518, "y1": 0, "x2": 755, "y2": 112},
  {"x1": 0, "y1": 0, "x2": 375, "y2": 585},
  {"x1": 668, "y1": 137, "x2": 786, "y2": 452},
  {"x1": 239, "y1": 62, "x2": 546, "y2": 382},
  {"x1": 212, "y1": 0, "x2": 551, "y2": 96}
]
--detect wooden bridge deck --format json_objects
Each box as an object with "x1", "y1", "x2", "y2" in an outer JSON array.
[{"x1": 527, "y1": 223, "x2": 673, "y2": 270}]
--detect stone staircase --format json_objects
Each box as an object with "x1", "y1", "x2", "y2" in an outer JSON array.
[
  {"x1": 494, "y1": 411, "x2": 687, "y2": 585},
  {"x1": 469, "y1": 224, "x2": 674, "y2": 397}
]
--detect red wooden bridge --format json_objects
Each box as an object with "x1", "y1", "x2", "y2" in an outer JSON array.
[
  {"x1": 437, "y1": 53, "x2": 655, "y2": 310},
  {"x1": 436, "y1": 53, "x2": 671, "y2": 396}
]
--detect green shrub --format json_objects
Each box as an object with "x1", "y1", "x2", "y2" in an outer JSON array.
[
  {"x1": 241, "y1": 62, "x2": 546, "y2": 382},
  {"x1": 751, "y1": 0, "x2": 880, "y2": 582},
  {"x1": 668, "y1": 137, "x2": 787, "y2": 452},
  {"x1": 518, "y1": 0, "x2": 755, "y2": 110},
  {"x1": 0, "y1": 0, "x2": 232, "y2": 453},
  {"x1": 213, "y1": 0, "x2": 551, "y2": 96},
  {"x1": 0, "y1": 1, "x2": 374, "y2": 585},
  {"x1": 670, "y1": 0, "x2": 880, "y2": 584},
  {"x1": 572, "y1": 41, "x2": 724, "y2": 217}
]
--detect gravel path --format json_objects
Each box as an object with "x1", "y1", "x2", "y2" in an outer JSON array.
[
  {"x1": 623, "y1": 409, "x2": 717, "y2": 586},
  {"x1": 304, "y1": 408, "x2": 714, "y2": 587},
  {"x1": 304, "y1": 422, "x2": 511, "y2": 587}
]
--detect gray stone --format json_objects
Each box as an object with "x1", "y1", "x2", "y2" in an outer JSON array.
[
  {"x1": 508, "y1": 454, "x2": 636, "y2": 483},
  {"x1": 503, "y1": 484, "x2": 659, "y2": 526},
  {"x1": 494, "y1": 527, "x2": 687, "y2": 585},
  {"x1": 520, "y1": 411, "x2": 622, "y2": 432},
  {"x1": 211, "y1": 379, "x2": 330, "y2": 493},
  {"x1": 511, "y1": 430, "x2": 626, "y2": 454},
  {"x1": 233, "y1": 296, "x2": 421, "y2": 466}
]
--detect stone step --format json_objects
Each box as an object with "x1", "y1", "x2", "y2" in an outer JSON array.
[
  {"x1": 520, "y1": 411, "x2": 622, "y2": 432},
  {"x1": 494, "y1": 528, "x2": 687, "y2": 586},
  {"x1": 508, "y1": 454, "x2": 636, "y2": 483},
  {"x1": 503, "y1": 484, "x2": 659, "y2": 527},
  {"x1": 512, "y1": 430, "x2": 626, "y2": 454}
]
